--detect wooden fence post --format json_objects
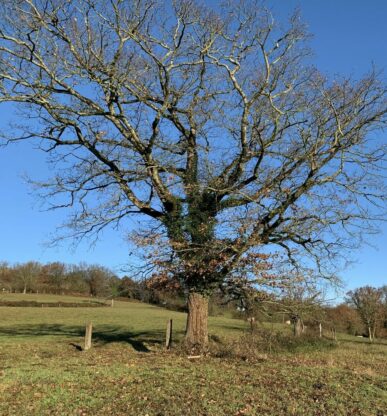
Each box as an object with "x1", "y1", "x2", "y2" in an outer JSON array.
[
  {"x1": 84, "y1": 322, "x2": 93, "y2": 351},
  {"x1": 165, "y1": 319, "x2": 173, "y2": 350},
  {"x1": 248, "y1": 317, "x2": 256, "y2": 333}
]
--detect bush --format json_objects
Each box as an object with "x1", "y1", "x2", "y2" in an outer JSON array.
[
  {"x1": 210, "y1": 329, "x2": 337, "y2": 361},
  {"x1": 272, "y1": 332, "x2": 337, "y2": 353}
]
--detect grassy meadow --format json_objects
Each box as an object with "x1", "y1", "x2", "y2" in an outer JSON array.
[{"x1": 0, "y1": 293, "x2": 386, "y2": 415}]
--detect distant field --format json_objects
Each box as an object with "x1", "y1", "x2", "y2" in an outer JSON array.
[
  {"x1": 0, "y1": 293, "x2": 111, "y2": 310},
  {"x1": 0, "y1": 292, "x2": 108, "y2": 305},
  {"x1": 0, "y1": 293, "x2": 246, "y2": 343},
  {"x1": 0, "y1": 293, "x2": 386, "y2": 415}
]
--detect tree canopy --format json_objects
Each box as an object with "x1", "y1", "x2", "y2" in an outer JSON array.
[{"x1": 1, "y1": 0, "x2": 386, "y2": 350}]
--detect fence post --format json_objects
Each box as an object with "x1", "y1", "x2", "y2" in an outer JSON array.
[
  {"x1": 111, "y1": 299, "x2": 114, "y2": 307},
  {"x1": 84, "y1": 322, "x2": 93, "y2": 351},
  {"x1": 165, "y1": 319, "x2": 173, "y2": 349},
  {"x1": 248, "y1": 317, "x2": 256, "y2": 333}
]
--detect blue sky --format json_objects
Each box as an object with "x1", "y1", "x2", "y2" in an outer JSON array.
[{"x1": 0, "y1": 0, "x2": 386, "y2": 295}]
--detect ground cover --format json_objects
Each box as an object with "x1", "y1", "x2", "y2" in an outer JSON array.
[{"x1": 0, "y1": 294, "x2": 385, "y2": 415}]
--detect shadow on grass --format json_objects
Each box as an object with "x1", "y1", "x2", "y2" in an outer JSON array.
[{"x1": 0, "y1": 324, "x2": 166, "y2": 352}]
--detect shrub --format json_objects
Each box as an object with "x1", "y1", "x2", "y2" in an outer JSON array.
[{"x1": 210, "y1": 329, "x2": 336, "y2": 361}]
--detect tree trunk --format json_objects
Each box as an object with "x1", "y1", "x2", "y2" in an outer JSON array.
[
  {"x1": 23, "y1": 284, "x2": 27, "y2": 294},
  {"x1": 293, "y1": 317, "x2": 303, "y2": 337},
  {"x1": 368, "y1": 326, "x2": 373, "y2": 342},
  {"x1": 185, "y1": 292, "x2": 209, "y2": 353},
  {"x1": 248, "y1": 317, "x2": 256, "y2": 333},
  {"x1": 165, "y1": 319, "x2": 173, "y2": 350}
]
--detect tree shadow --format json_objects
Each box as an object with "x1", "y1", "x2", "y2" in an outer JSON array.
[
  {"x1": 69, "y1": 342, "x2": 83, "y2": 351},
  {"x1": 0, "y1": 324, "x2": 165, "y2": 352}
]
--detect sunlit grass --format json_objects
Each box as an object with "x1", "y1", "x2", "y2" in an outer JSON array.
[{"x1": 0, "y1": 293, "x2": 386, "y2": 415}]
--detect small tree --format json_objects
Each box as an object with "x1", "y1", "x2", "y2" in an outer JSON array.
[
  {"x1": 280, "y1": 283, "x2": 324, "y2": 337},
  {"x1": 346, "y1": 286, "x2": 384, "y2": 342}
]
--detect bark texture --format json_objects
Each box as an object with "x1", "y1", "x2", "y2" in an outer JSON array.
[{"x1": 185, "y1": 292, "x2": 209, "y2": 353}]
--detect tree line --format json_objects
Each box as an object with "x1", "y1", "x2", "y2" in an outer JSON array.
[
  {"x1": 1, "y1": 260, "x2": 386, "y2": 339},
  {"x1": 0, "y1": 261, "x2": 120, "y2": 297},
  {"x1": 0, "y1": 260, "x2": 190, "y2": 307}
]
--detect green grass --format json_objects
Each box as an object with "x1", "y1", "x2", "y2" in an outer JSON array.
[
  {"x1": 0, "y1": 292, "x2": 105, "y2": 304},
  {"x1": 0, "y1": 293, "x2": 386, "y2": 415}
]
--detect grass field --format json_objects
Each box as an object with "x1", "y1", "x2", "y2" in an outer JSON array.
[{"x1": 0, "y1": 293, "x2": 386, "y2": 415}]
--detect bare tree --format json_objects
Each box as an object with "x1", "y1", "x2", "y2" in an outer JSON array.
[
  {"x1": 13, "y1": 261, "x2": 42, "y2": 294},
  {"x1": 279, "y1": 283, "x2": 324, "y2": 337},
  {"x1": 347, "y1": 286, "x2": 384, "y2": 342},
  {"x1": 0, "y1": 0, "x2": 386, "y2": 351},
  {"x1": 41, "y1": 262, "x2": 67, "y2": 294},
  {"x1": 0, "y1": 262, "x2": 12, "y2": 292},
  {"x1": 71, "y1": 263, "x2": 114, "y2": 297}
]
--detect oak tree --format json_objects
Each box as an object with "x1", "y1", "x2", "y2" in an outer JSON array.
[{"x1": 0, "y1": 0, "x2": 386, "y2": 351}]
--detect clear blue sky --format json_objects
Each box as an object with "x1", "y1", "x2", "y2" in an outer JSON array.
[{"x1": 0, "y1": 0, "x2": 386, "y2": 295}]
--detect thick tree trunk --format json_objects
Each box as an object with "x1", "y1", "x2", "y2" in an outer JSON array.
[{"x1": 185, "y1": 292, "x2": 209, "y2": 353}]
